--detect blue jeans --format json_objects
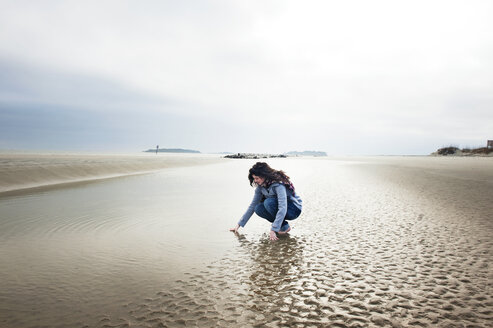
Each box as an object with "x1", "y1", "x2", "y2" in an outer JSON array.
[{"x1": 254, "y1": 198, "x2": 301, "y2": 232}]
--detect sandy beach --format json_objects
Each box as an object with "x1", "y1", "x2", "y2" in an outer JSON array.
[
  {"x1": 0, "y1": 155, "x2": 492, "y2": 327},
  {"x1": 0, "y1": 152, "x2": 223, "y2": 194}
]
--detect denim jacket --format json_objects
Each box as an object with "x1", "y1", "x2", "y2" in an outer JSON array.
[{"x1": 238, "y1": 182, "x2": 302, "y2": 232}]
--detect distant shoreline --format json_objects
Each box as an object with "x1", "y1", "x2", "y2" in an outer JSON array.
[
  {"x1": 431, "y1": 146, "x2": 493, "y2": 157},
  {"x1": 143, "y1": 148, "x2": 200, "y2": 154}
]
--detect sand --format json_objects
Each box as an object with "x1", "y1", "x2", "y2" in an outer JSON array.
[
  {"x1": 0, "y1": 152, "x2": 223, "y2": 193},
  {"x1": 0, "y1": 156, "x2": 492, "y2": 327}
]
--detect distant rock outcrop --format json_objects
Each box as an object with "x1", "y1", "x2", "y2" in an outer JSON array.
[
  {"x1": 224, "y1": 153, "x2": 287, "y2": 159},
  {"x1": 144, "y1": 148, "x2": 200, "y2": 154},
  {"x1": 223, "y1": 150, "x2": 328, "y2": 159}
]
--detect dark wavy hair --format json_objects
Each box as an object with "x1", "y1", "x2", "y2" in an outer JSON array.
[{"x1": 248, "y1": 162, "x2": 294, "y2": 191}]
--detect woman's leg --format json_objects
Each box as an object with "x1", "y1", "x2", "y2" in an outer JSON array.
[
  {"x1": 261, "y1": 198, "x2": 301, "y2": 232},
  {"x1": 279, "y1": 203, "x2": 301, "y2": 233},
  {"x1": 262, "y1": 198, "x2": 279, "y2": 218},
  {"x1": 285, "y1": 202, "x2": 302, "y2": 220},
  {"x1": 254, "y1": 201, "x2": 276, "y2": 222}
]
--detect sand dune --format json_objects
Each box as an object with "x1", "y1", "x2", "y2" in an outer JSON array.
[{"x1": 0, "y1": 152, "x2": 223, "y2": 193}]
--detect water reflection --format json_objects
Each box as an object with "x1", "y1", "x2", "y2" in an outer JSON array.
[{"x1": 233, "y1": 233, "x2": 305, "y2": 322}]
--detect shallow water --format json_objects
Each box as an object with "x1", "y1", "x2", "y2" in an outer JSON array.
[
  {"x1": 0, "y1": 157, "x2": 492, "y2": 327},
  {"x1": 0, "y1": 152, "x2": 222, "y2": 193}
]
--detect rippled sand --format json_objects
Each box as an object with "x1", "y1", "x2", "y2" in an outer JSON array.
[{"x1": 0, "y1": 156, "x2": 491, "y2": 327}]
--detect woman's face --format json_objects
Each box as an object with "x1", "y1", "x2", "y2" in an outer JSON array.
[{"x1": 252, "y1": 174, "x2": 265, "y2": 186}]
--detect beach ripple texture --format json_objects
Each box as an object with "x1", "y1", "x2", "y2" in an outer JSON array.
[{"x1": 0, "y1": 156, "x2": 492, "y2": 327}]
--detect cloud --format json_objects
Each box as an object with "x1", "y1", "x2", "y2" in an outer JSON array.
[
  {"x1": 0, "y1": 59, "x2": 172, "y2": 111},
  {"x1": 0, "y1": 1, "x2": 492, "y2": 154}
]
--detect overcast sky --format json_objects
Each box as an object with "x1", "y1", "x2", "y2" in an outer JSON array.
[{"x1": 1, "y1": 0, "x2": 492, "y2": 154}]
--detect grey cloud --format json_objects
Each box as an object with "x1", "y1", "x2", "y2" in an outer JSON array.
[
  {"x1": 0, "y1": 1, "x2": 492, "y2": 154},
  {"x1": 0, "y1": 59, "x2": 172, "y2": 111}
]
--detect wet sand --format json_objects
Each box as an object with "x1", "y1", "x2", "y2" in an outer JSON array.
[
  {"x1": 0, "y1": 156, "x2": 492, "y2": 327},
  {"x1": 0, "y1": 152, "x2": 223, "y2": 193}
]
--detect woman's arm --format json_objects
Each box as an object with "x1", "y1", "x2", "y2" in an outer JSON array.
[
  {"x1": 271, "y1": 184, "x2": 288, "y2": 232},
  {"x1": 233, "y1": 187, "x2": 262, "y2": 230}
]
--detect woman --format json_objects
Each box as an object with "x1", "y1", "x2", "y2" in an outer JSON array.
[{"x1": 230, "y1": 162, "x2": 302, "y2": 241}]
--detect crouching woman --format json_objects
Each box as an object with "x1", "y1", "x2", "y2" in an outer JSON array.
[{"x1": 230, "y1": 162, "x2": 302, "y2": 241}]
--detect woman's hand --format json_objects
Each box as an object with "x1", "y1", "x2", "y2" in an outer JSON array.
[
  {"x1": 269, "y1": 230, "x2": 278, "y2": 241},
  {"x1": 229, "y1": 224, "x2": 240, "y2": 233}
]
